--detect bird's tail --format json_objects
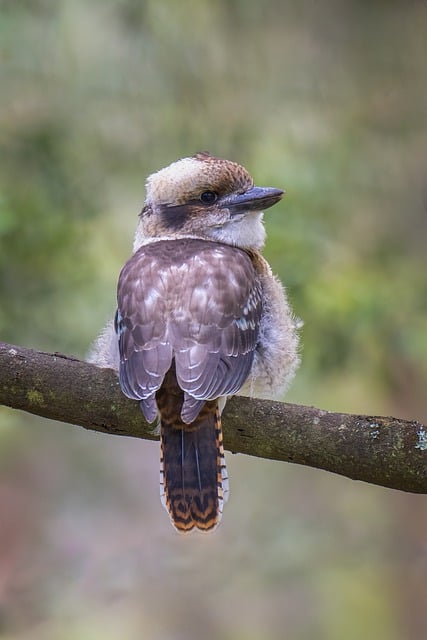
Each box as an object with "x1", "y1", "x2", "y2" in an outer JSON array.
[{"x1": 159, "y1": 402, "x2": 229, "y2": 533}]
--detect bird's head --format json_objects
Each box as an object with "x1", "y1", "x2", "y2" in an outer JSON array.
[{"x1": 133, "y1": 152, "x2": 284, "y2": 251}]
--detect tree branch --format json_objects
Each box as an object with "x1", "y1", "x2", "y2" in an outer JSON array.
[{"x1": 0, "y1": 341, "x2": 426, "y2": 493}]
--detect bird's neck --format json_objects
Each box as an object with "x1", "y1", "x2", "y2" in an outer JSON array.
[{"x1": 133, "y1": 212, "x2": 266, "y2": 253}]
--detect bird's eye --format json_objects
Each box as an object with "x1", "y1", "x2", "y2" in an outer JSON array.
[{"x1": 200, "y1": 190, "x2": 218, "y2": 204}]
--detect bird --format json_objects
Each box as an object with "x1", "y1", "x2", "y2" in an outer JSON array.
[{"x1": 88, "y1": 152, "x2": 300, "y2": 533}]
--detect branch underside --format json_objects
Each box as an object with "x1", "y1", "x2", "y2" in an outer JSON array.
[{"x1": 0, "y1": 342, "x2": 425, "y2": 493}]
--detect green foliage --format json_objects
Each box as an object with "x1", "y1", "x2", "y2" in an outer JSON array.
[
  {"x1": 0, "y1": 2, "x2": 426, "y2": 637},
  {"x1": 0, "y1": 0, "x2": 425, "y2": 436},
  {"x1": 1, "y1": 0, "x2": 426, "y2": 401}
]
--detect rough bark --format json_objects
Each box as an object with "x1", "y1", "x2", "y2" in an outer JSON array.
[{"x1": 0, "y1": 341, "x2": 426, "y2": 493}]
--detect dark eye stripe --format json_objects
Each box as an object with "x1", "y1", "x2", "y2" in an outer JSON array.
[{"x1": 158, "y1": 203, "x2": 193, "y2": 231}]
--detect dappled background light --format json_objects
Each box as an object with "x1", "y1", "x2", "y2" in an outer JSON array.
[{"x1": 1, "y1": 1, "x2": 426, "y2": 638}]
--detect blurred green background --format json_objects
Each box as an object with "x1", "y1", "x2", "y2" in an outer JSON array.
[{"x1": 1, "y1": 1, "x2": 426, "y2": 638}]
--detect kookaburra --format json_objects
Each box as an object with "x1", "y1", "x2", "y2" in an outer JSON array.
[{"x1": 88, "y1": 152, "x2": 300, "y2": 533}]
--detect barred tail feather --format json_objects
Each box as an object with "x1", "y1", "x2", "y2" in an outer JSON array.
[{"x1": 160, "y1": 405, "x2": 228, "y2": 533}]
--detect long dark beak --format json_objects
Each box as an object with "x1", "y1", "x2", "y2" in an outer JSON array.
[{"x1": 219, "y1": 186, "x2": 284, "y2": 215}]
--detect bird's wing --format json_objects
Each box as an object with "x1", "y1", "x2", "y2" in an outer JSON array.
[
  {"x1": 115, "y1": 242, "x2": 173, "y2": 421},
  {"x1": 116, "y1": 239, "x2": 262, "y2": 423}
]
